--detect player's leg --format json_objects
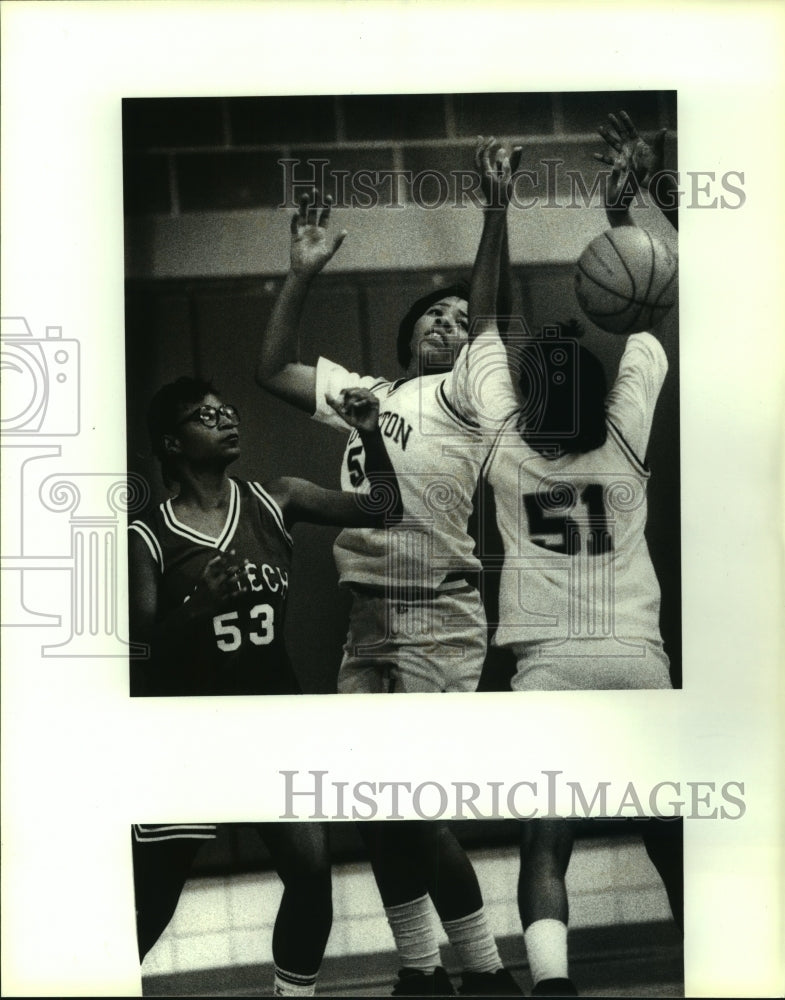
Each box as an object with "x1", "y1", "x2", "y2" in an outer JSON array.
[
  {"x1": 356, "y1": 820, "x2": 453, "y2": 996},
  {"x1": 640, "y1": 818, "x2": 684, "y2": 933},
  {"x1": 131, "y1": 830, "x2": 204, "y2": 962},
  {"x1": 357, "y1": 821, "x2": 520, "y2": 996},
  {"x1": 258, "y1": 822, "x2": 333, "y2": 997},
  {"x1": 391, "y1": 588, "x2": 488, "y2": 695},
  {"x1": 337, "y1": 590, "x2": 395, "y2": 693},
  {"x1": 423, "y1": 823, "x2": 523, "y2": 996},
  {"x1": 518, "y1": 819, "x2": 578, "y2": 996}
]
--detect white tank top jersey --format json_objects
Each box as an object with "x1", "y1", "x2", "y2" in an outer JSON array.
[
  {"x1": 459, "y1": 330, "x2": 669, "y2": 647},
  {"x1": 312, "y1": 356, "x2": 490, "y2": 589}
]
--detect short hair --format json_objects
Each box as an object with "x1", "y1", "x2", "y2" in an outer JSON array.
[
  {"x1": 396, "y1": 281, "x2": 471, "y2": 369},
  {"x1": 146, "y1": 377, "x2": 218, "y2": 480},
  {"x1": 518, "y1": 327, "x2": 608, "y2": 456}
]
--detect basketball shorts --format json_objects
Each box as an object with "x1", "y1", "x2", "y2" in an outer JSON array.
[
  {"x1": 510, "y1": 636, "x2": 673, "y2": 691},
  {"x1": 338, "y1": 582, "x2": 487, "y2": 693}
]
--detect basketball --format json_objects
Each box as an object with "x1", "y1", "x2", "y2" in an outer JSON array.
[{"x1": 574, "y1": 227, "x2": 678, "y2": 335}]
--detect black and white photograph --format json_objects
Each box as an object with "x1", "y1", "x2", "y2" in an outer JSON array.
[
  {"x1": 131, "y1": 819, "x2": 683, "y2": 998},
  {"x1": 123, "y1": 91, "x2": 681, "y2": 701},
  {"x1": 1, "y1": 3, "x2": 783, "y2": 999},
  {"x1": 121, "y1": 91, "x2": 684, "y2": 997}
]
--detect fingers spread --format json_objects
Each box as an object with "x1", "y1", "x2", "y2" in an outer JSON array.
[
  {"x1": 474, "y1": 135, "x2": 485, "y2": 171},
  {"x1": 481, "y1": 136, "x2": 495, "y2": 175},
  {"x1": 619, "y1": 110, "x2": 639, "y2": 138},
  {"x1": 318, "y1": 193, "x2": 333, "y2": 228},
  {"x1": 306, "y1": 192, "x2": 318, "y2": 227},
  {"x1": 598, "y1": 124, "x2": 622, "y2": 152}
]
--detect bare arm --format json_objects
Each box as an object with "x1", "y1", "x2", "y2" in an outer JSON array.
[
  {"x1": 270, "y1": 473, "x2": 401, "y2": 530},
  {"x1": 603, "y1": 154, "x2": 638, "y2": 230},
  {"x1": 470, "y1": 137, "x2": 521, "y2": 342},
  {"x1": 267, "y1": 387, "x2": 403, "y2": 528},
  {"x1": 256, "y1": 192, "x2": 347, "y2": 412}
]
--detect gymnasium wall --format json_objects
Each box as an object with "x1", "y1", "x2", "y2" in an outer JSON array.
[
  {"x1": 139, "y1": 827, "x2": 682, "y2": 994},
  {"x1": 123, "y1": 92, "x2": 681, "y2": 690}
]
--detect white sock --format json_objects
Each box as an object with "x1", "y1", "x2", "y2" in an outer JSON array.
[
  {"x1": 523, "y1": 918, "x2": 569, "y2": 985},
  {"x1": 273, "y1": 965, "x2": 317, "y2": 996},
  {"x1": 384, "y1": 894, "x2": 441, "y2": 972},
  {"x1": 441, "y1": 906, "x2": 502, "y2": 974}
]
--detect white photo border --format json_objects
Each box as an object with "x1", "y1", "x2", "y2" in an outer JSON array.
[{"x1": 1, "y1": 2, "x2": 783, "y2": 997}]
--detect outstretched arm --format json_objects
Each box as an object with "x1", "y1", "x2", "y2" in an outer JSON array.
[
  {"x1": 256, "y1": 191, "x2": 347, "y2": 412},
  {"x1": 603, "y1": 153, "x2": 638, "y2": 230},
  {"x1": 595, "y1": 110, "x2": 678, "y2": 230},
  {"x1": 470, "y1": 137, "x2": 521, "y2": 341},
  {"x1": 268, "y1": 388, "x2": 403, "y2": 528}
]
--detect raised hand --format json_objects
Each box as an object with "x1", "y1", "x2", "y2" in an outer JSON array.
[
  {"x1": 290, "y1": 190, "x2": 347, "y2": 277},
  {"x1": 475, "y1": 135, "x2": 522, "y2": 209},
  {"x1": 595, "y1": 110, "x2": 667, "y2": 192},
  {"x1": 326, "y1": 387, "x2": 380, "y2": 434},
  {"x1": 605, "y1": 151, "x2": 636, "y2": 212}
]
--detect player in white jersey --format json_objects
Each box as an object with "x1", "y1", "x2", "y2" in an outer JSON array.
[
  {"x1": 256, "y1": 191, "x2": 522, "y2": 996},
  {"x1": 467, "y1": 126, "x2": 681, "y2": 996},
  {"x1": 480, "y1": 328, "x2": 670, "y2": 690},
  {"x1": 313, "y1": 347, "x2": 490, "y2": 694}
]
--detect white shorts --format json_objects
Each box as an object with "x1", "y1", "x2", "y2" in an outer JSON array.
[
  {"x1": 510, "y1": 636, "x2": 673, "y2": 691},
  {"x1": 338, "y1": 583, "x2": 487, "y2": 694}
]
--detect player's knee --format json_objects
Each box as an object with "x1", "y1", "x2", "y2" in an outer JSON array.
[{"x1": 520, "y1": 819, "x2": 575, "y2": 866}]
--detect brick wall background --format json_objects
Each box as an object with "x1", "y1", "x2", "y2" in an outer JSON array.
[
  {"x1": 123, "y1": 92, "x2": 680, "y2": 693},
  {"x1": 122, "y1": 92, "x2": 676, "y2": 218}
]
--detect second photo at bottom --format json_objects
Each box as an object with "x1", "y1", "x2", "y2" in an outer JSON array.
[{"x1": 132, "y1": 817, "x2": 683, "y2": 998}]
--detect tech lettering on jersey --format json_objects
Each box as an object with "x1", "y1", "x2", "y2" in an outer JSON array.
[
  {"x1": 180, "y1": 559, "x2": 289, "y2": 604},
  {"x1": 243, "y1": 559, "x2": 289, "y2": 597}
]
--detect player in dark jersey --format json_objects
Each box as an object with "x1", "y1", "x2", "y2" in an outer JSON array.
[
  {"x1": 128, "y1": 376, "x2": 402, "y2": 997},
  {"x1": 129, "y1": 377, "x2": 402, "y2": 696}
]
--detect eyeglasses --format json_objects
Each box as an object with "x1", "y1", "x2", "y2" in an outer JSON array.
[{"x1": 178, "y1": 404, "x2": 240, "y2": 428}]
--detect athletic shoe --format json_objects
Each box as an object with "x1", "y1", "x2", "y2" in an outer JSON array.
[
  {"x1": 458, "y1": 968, "x2": 524, "y2": 995},
  {"x1": 392, "y1": 966, "x2": 455, "y2": 996},
  {"x1": 531, "y1": 977, "x2": 578, "y2": 996}
]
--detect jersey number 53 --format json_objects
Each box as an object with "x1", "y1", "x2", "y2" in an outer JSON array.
[{"x1": 212, "y1": 604, "x2": 274, "y2": 651}]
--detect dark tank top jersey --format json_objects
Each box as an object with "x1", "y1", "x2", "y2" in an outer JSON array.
[{"x1": 129, "y1": 478, "x2": 300, "y2": 696}]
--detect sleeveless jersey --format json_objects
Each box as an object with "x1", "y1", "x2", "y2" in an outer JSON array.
[
  {"x1": 132, "y1": 823, "x2": 218, "y2": 843},
  {"x1": 464, "y1": 331, "x2": 668, "y2": 646},
  {"x1": 312, "y1": 355, "x2": 490, "y2": 589},
  {"x1": 129, "y1": 478, "x2": 299, "y2": 695}
]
